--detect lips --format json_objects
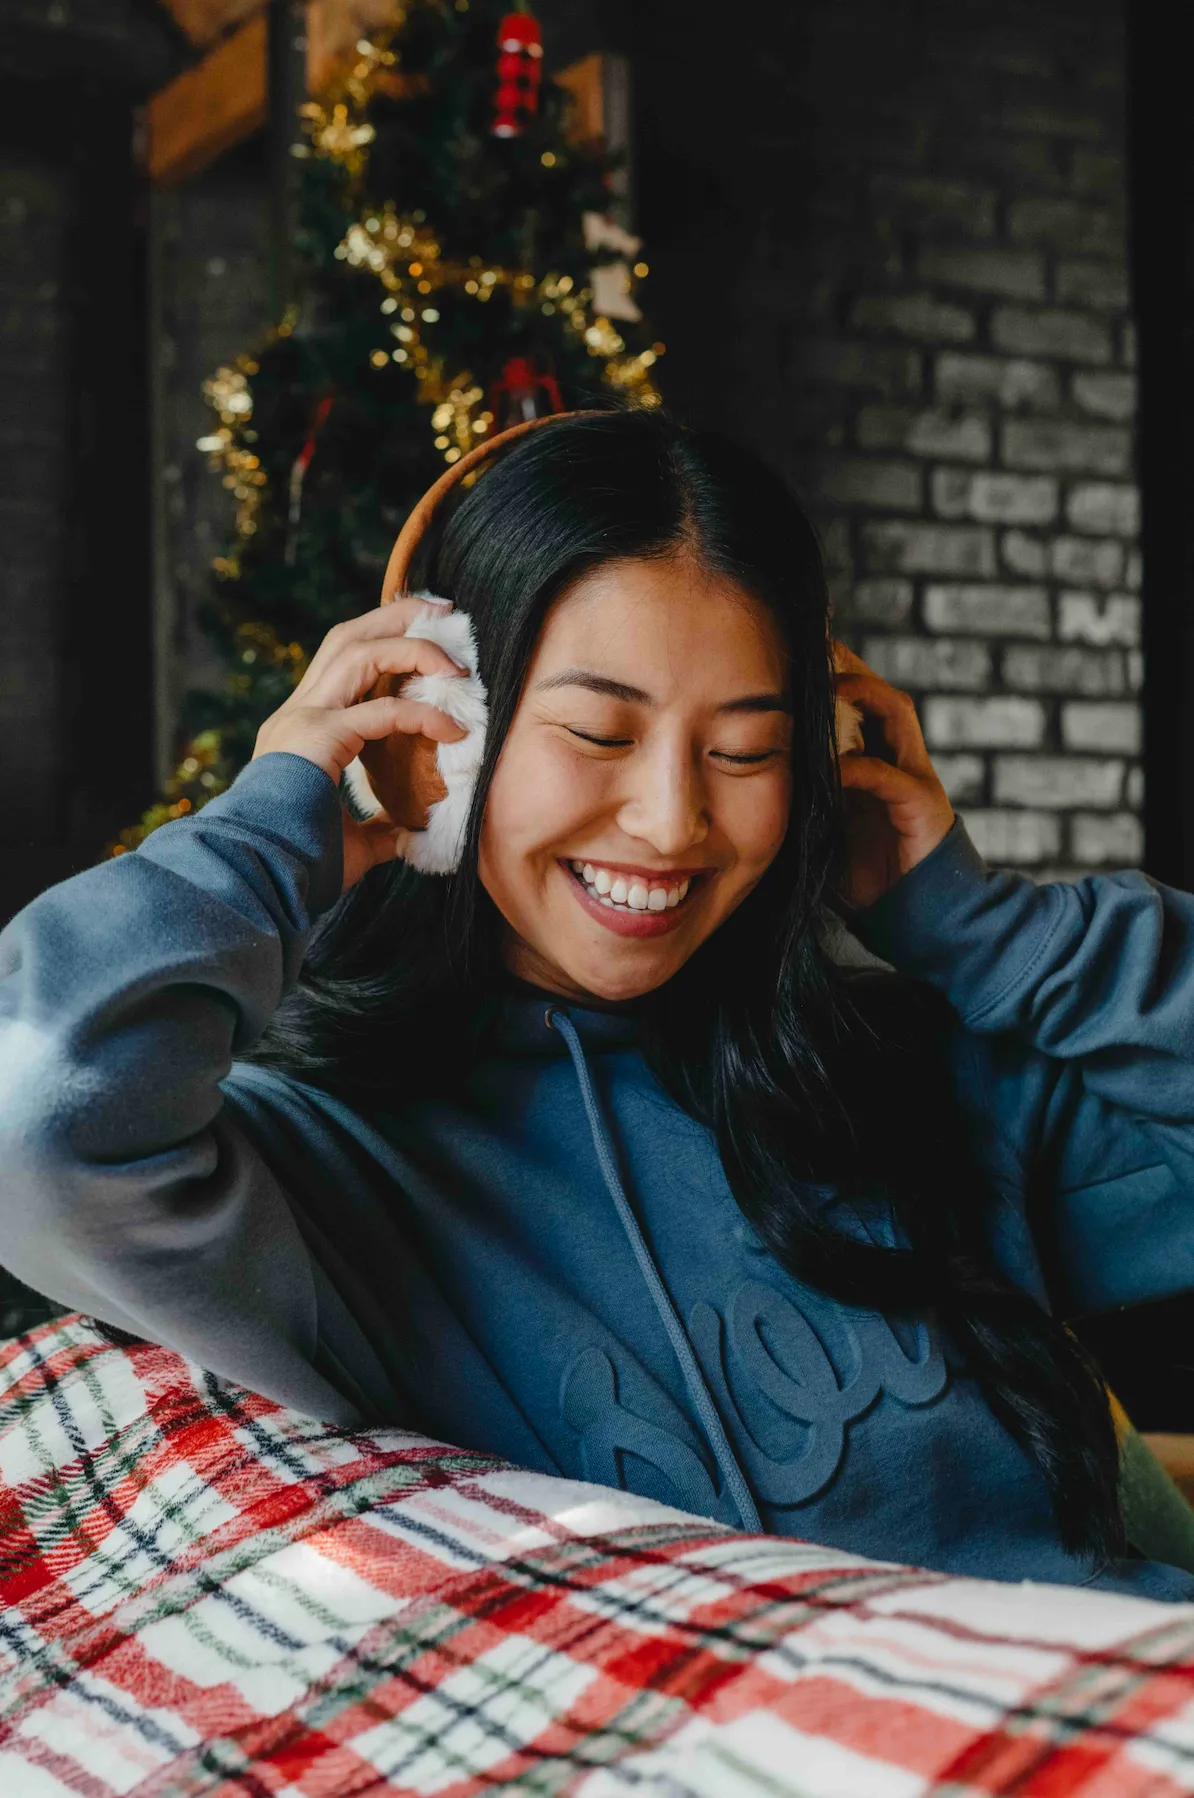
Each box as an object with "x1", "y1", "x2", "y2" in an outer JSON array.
[{"x1": 560, "y1": 859, "x2": 703, "y2": 939}]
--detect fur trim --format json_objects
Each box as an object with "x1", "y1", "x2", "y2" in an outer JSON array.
[
  {"x1": 835, "y1": 695, "x2": 865, "y2": 757},
  {"x1": 343, "y1": 595, "x2": 489, "y2": 874}
]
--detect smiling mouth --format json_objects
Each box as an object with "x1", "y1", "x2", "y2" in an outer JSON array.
[{"x1": 565, "y1": 859, "x2": 702, "y2": 914}]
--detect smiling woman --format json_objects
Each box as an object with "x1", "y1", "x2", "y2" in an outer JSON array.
[
  {"x1": 479, "y1": 553, "x2": 794, "y2": 999},
  {"x1": 8, "y1": 408, "x2": 1194, "y2": 1603}
]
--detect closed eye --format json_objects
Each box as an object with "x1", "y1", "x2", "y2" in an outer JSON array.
[{"x1": 567, "y1": 728, "x2": 780, "y2": 766}]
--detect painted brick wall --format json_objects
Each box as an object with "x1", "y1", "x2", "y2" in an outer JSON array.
[{"x1": 637, "y1": 0, "x2": 1138, "y2": 876}]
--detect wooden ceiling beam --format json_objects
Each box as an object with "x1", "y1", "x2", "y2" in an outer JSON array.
[
  {"x1": 147, "y1": 11, "x2": 267, "y2": 184},
  {"x1": 156, "y1": 0, "x2": 265, "y2": 51},
  {"x1": 147, "y1": 0, "x2": 394, "y2": 185}
]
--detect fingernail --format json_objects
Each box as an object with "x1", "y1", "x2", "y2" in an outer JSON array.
[{"x1": 421, "y1": 594, "x2": 452, "y2": 607}]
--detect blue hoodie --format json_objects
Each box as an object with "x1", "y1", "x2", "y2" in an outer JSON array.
[{"x1": 2, "y1": 752, "x2": 1193, "y2": 1598}]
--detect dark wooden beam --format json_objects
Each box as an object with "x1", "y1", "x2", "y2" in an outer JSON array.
[
  {"x1": 1127, "y1": 2, "x2": 1194, "y2": 887},
  {"x1": 147, "y1": 13, "x2": 267, "y2": 184}
]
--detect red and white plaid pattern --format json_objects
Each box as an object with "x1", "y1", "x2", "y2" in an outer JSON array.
[{"x1": 2, "y1": 1316, "x2": 1194, "y2": 1795}]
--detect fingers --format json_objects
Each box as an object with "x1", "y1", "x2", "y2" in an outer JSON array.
[
  {"x1": 299, "y1": 598, "x2": 455, "y2": 687},
  {"x1": 298, "y1": 633, "x2": 467, "y2": 711},
  {"x1": 834, "y1": 670, "x2": 933, "y2": 775},
  {"x1": 831, "y1": 639, "x2": 870, "y2": 678},
  {"x1": 838, "y1": 753, "x2": 925, "y2": 807},
  {"x1": 341, "y1": 695, "x2": 468, "y2": 748}
]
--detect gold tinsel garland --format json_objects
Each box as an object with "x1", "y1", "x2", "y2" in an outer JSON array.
[{"x1": 114, "y1": 10, "x2": 662, "y2": 854}]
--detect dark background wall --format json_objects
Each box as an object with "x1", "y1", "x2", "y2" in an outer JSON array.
[
  {"x1": 634, "y1": 0, "x2": 1140, "y2": 881},
  {"x1": 0, "y1": 0, "x2": 186, "y2": 924}
]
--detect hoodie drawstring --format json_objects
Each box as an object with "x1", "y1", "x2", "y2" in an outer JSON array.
[{"x1": 547, "y1": 1007, "x2": 762, "y2": 1533}]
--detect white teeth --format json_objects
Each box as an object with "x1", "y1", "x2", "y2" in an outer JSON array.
[{"x1": 572, "y1": 860, "x2": 700, "y2": 915}]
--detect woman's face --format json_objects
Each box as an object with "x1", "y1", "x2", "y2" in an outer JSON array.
[{"x1": 478, "y1": 552, "x2": 794, "y2": 1003}]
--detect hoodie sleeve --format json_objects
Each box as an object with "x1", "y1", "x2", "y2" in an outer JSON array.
[
  {"x1": 855, "y1": 822, "x2": 1194, "y2": 1313},
  {"x1": 0, "y1": 752, "x2": 362, "y2": 1420}
]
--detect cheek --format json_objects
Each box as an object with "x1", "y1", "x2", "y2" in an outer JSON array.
[
  {"x1": 479, "y1": 733, "x2": 610, "y2": 883},
  {"x1": 720, "y1": 768, "x2": 792, "y2": 874}
]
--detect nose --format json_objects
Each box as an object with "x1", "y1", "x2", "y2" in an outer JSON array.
[{"x1": 614, "y1": 732, "x2": 710, "y2": 857}]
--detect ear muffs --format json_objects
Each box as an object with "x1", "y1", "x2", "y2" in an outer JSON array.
[{"x1": 351, "y1": 410, "x2": 606, "y2": 873}]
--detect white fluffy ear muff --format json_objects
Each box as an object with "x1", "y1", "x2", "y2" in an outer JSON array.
[
  {"x1": 342, "y1": 595, "x2": 489, "y2": 874},
  {"x1": 835, "y1": 695, "x2": 865, "y2": 758}
]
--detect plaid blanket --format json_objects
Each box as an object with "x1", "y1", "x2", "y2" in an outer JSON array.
[{"x1": 3, "y1": 1320, "x2": 1194, "y2": 1796}]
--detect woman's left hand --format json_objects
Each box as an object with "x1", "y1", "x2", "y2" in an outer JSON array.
[{"x1": 833, "y1": 641, "x2": 955, "y2": 912}]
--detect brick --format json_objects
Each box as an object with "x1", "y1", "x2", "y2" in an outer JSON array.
[
  {"x1": 857, "y1": 405, "x2": 991, "y2": 462},
  {"x1": 1070, "y1": 147, "x2": 1125, "y2": 201},
  {"x1": 870, "y1": 175, "x2": 997, "y2": 239},
  {"x1": 1002, "y1": 530, "x2": 1048, "y2": 578},
  {"x1": 1125, "y1": 547, "x2": 1142, "y2": 590},
  {"x1": 923, "y1": 583, "x2": 1050, "y2": 637},
  {"x1": 1071, "y1": 811, "x2": 1144, "y2": 865},
  {"x1": 1000, "y1": 106, "x2": 1104, "y2": 142},
  {"x1": 933, "y1": 754, "x2": 985, "y2": 803},
  {"x1": 1065, "y1": 483, "x2": 1140, "y2": 537},
  {"x1": 1058, "y1": 591, "x2": 1140, "y2": 646},
  {"x1": 793, "y1": 339, "x2": 923, "y2": 398},
  {"x1": 820, "y1": 516, "x2": 852, "y2": 571},
  {"x1": 961, "y1": 809, "x2": 1061, "y2": 863},
  {"x1": 1122, "y1": 321, "x2": 1137, "y2": 368},
  {"x1": 1061, "y1": 702, "x2": 1142, "y2": 754},
  {"x1": 1050, "y1": 535, "x2": 1125, "y2": 587},
  {"x1": 1002, "y1": 418, "x2": 1131, "y2": 475},
  {"x1": 935, "y1": 353, "x2": 1061, "y2": 411},
  {"x1": 1126, "y1": 765, "x2": 1145, "y2": 807},
  {"x1": 993, "y1": 756, "x2": 1124, "y2": 808},
  {"x1": 862, "y1": 520, "x2": 996, "y2": 577},
  {"x1": 852, "y1": 578, "x2": 914, "y2": 626},
  {"x1": 819, "y1": 458, "x2": 923, "y2": 511},
  {"x1": 1128, "y1": 649, "x2": 1144, "y2": 692},
  {"x1": 1071, "y1": 371, "x2": 1137, "y2": 422},
  {"x1": 1008, "y1": 198, "x2": 1119, "y2": 255},
  {"x1": 916, "y1": 246, "x2": 1045, "y2": 300},
  {"x1": 1055, "y1": 260, "x2": 1130, "y2": 309},
  {"x1": 924, "y1": 695, "x2": 1045, "y2": 748},
  {"x1": 852, "y1": 293, "x2": 975, "y2": 344},
  {"x1": 861, "y1": 635, "x2": 991, "y2": 690},
  {"x1": 1003, "y1": 645, "x2": 1127, "y2": 695},
  {"x1": 991, "y1": 307, "x2": 1112, "y2": 364},
  {"x1": 932, "y1": 469, "x2": 1058, "y2": 525}
]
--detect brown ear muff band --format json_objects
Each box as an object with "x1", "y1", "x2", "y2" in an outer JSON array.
[{"x1": 356, "y1": 409, "x2": 607, "y2": 841}]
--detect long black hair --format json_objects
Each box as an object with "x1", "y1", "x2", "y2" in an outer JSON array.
[{"x1": 250, "y1": 408, "x2": 1122, "y2": 1564}]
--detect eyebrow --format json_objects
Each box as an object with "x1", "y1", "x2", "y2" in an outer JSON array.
[{"x1": 534, "y1": 668, "x2": 791, "y2": 714}]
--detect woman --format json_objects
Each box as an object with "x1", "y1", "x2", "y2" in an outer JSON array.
[{"x1": 2, "y1": 409, "x2": 1191, "y2": 1597}]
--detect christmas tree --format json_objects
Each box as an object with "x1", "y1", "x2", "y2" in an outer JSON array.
[{"x1": 118, "y1": 0, "x2": 661, "y2": 851}]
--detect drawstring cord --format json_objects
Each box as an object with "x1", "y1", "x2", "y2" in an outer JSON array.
[{"x1": 547, "y1": 1007, "x2": 763, "y2": 1533}]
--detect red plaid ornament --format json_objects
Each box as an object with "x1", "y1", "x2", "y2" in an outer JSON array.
[{"x1": 492, "y1": 8, "x2": 542, "y2": 138}]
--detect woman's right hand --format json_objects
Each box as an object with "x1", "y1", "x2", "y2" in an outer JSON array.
[{"x1": 253, "y1": 598, "x2": 468, "y2": 891}]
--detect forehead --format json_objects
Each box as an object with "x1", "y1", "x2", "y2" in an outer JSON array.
[{"x1": 531, "y1": 555, "x2": 788, "y2": 690}]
